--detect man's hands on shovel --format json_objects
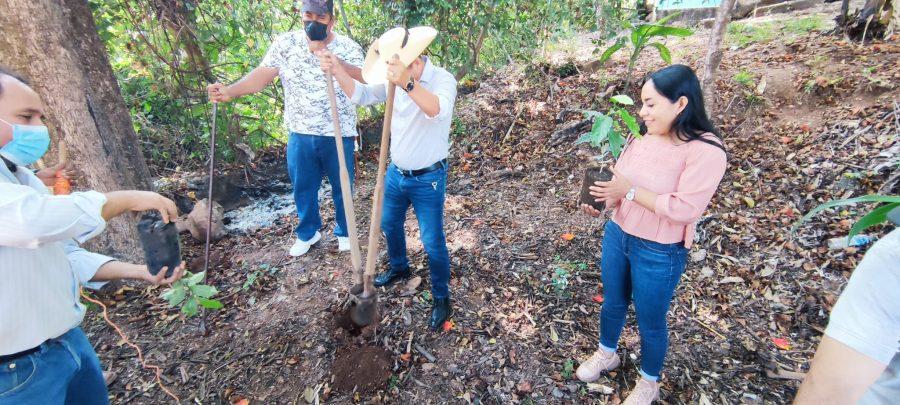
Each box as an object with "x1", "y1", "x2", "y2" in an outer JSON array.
[
  {"x1": 207, "y1": 83, "x2": 233, "y2": 103},
  {"x1": 316, "y1": 49, "x2": 345, "y2": 76},
  {"x1": 386, "y1": 55, "x2": 412, "y2": 87}
]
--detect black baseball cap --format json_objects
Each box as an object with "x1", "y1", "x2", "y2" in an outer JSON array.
[{"x1": 302, "y1": 0, "x2": 333, "y2": 15}]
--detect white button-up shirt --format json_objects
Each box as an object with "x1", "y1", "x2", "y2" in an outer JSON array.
[
  {"x1": 0, "y1": 158, "x2": 112, "y2": 356},
  {"x1": 350, "y1": 58, "x2": 458, "y2": 171}
]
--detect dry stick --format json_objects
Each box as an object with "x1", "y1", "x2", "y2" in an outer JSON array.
[
  {"x1": 325, "y1": 73, "x2": 363, "y2": 284},
  {"x1": 501, "y1": 105, "x2": 525, "y2": 145},
  {"x1": 692, "y1": 317, "x2": 728, "y2": 340}
]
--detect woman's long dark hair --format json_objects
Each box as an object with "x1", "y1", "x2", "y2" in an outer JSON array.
[{"x1": 645, "y1": 64, "x2": 726, "y2": 153}]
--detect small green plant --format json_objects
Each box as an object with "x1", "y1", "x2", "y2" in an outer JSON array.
[
  {"x1": 388, "y1": 375, "x2": 400, "y2": 390},
  {"x1": 861, "y1": 66, "x2": 893, "y2": 90},
  {"x1": 745, "y1": 92, "x2": 764, "y2": 105},
  {"x1": 733, "y1": 71, "x2": 755, "y2": 88},
  {"x1": 727, "y1": 22, "x2": 776, "y2": 48},
  {"x1": 242, "y1": 263, "x2": 279, "y2": 291},
  {"x1": 548, "y1": 259, "x2": 587, "y2": 296},
  {"x1": 451, "y1": 117, "x2": 470, "y2": 139},
  {"x1": 161, "y1": 271, "x2": 223, "y2": 317},
  {"x1": 783, "y1": 16, "x2": 825, "y2": 35},
  {"x1": 793, "y1": 195, "x2": 900, "y2": 239},
  {"x1": 551, "y1": 267, "x2": 571, "y2": 294},
  {"x1": 576, "y1": 94, "x2": 642, "y2": 159},
  {"x1": 597, "y1": 12, "x2": 693, "y2": 83},
  {"x1": 562, "y1": 359, "x2": 575, "y2": 379},
  {"x1": 803, "y1": 79, "x2": 817, "y2": 94}
]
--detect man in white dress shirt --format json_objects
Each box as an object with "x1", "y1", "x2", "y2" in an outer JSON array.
[
  {"x1": 0, "y1": 68, "x2": 186, "y2": 403},
  {"x1": 319, "y1": 27, "x2": 458, "y2": 330}
]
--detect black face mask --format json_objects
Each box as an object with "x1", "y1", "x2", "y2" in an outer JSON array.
[{"x1": 304, "y1": 20, "x2": 328, "y2": 41}]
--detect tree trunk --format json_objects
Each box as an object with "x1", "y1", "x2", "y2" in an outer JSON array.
[
  {"x1": 842, "y1": 0, "x2": 894, "y2": 40},
  {"x1": 0, "y1": 0, "x2": 153, "y2": 261},
  {"x1": 701, "y1": 0, "x2": 738, "y2": 119}
]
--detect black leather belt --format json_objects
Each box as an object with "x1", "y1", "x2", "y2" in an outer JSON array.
[
  {"x1": 0, "y1": 346, "x2": 40, "y2": 364},
  {"x1": 396, "y1": 159, "x2": 448, "y2": 177}
]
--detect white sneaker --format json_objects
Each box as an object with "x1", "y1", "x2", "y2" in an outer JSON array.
[
  {"x1": 337, "y1": 236, "x2": 351, "y2": 252},
  {"x1": 289, "y1": 232, "x2": 321, "y2": 257}
]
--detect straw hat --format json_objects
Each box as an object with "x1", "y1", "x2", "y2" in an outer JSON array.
[{"x1": 362, "y1": 26, "x2": 438, "y2": 85}]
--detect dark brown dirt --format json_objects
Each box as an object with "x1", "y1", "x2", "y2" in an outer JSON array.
[
  {"x1": 333, "y1": 305, "x2": 364, "y2": 336},
  {"x1": 330, "y1": 345, "x2": 393, "y2": 394}
]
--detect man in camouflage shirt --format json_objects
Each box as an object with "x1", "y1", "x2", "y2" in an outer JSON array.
[{"x1": 208, "y1": 0, "x2": 364, "y2": 256}]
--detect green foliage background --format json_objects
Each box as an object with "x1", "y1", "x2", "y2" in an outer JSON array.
[{"x1": 88, "y1": 0, "x2": 608, "y2": 172}]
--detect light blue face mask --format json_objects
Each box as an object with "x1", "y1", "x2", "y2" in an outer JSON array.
[{"x1": 0, "y1": 117, "x2": 50, "y2": 166}]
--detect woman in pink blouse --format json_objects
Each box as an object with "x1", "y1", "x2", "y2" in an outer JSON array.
[{"x1": 575, "y1": 65, "x2": 727, "y2": 404}]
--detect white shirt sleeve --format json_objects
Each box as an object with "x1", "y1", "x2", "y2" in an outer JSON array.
[
  {"x1": 424, "y1": 72, "x2": 458, "y2": 122},
  {"x1": 350, "y1": 81, "x2": 388, "y2": 106},
  {"x1": 824, "y1": 229, "x2": 900, "y2": 364},
  {"x1": 0, "y1": 184, "x2": 108, "y2": 249},
  {"x1": 62, "y1": 239, "x2": 113, "y2": 290}
]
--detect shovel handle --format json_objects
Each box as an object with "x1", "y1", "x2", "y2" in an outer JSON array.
[
  {"x1": 326, "y1": 73, "x2": 363, "y2": 274},
  {"x1": 364, "y1": 83, "x2": 396, "y2": 286},
  {"x1": 203, "y1": 102, "x2": 218, "y2": 276}
]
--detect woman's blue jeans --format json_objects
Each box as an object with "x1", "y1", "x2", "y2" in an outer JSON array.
[{"x1": 598, "y1": 220, "x2": 688, "y2": 381}]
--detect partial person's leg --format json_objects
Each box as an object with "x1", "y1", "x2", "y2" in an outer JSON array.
[
  {"x1": 287, "y1": 134, "x2": 324, "y2": 242},
  {"x1": 64, "y1": 328, "x2": 109, "y2": 405},
  {"x1": 629, "y1": 238, "x2": 688, "y2": 381},
  {"x1": 407, "y1": 167, "x2": 450, "y2": 299},
  {"x1": 322, "y1": 136, "x2": 356, "y2": 237},
  {"x1": 379, "y1": 167, "x2": 412, "y2": 275},
  {"x1": 599, "y1": 221, "x2": 632, "y2": 352}
]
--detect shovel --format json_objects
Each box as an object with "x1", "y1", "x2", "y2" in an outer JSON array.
[
  {"x1": 351, "y1": 82, "x2": 397, "y2": 327},
  {"x1": 325, "y1": 73, "x2": 364, "y2": 290}
]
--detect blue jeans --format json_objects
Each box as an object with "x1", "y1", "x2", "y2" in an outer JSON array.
[
  {"x1": 287, "y1": 133, "x2": 356, "y2": 241},
  {"x1": 598, "y1": 221, "x2": 688, "y2": 381},
  {"x1": 381, "y1": 163, "x2": 451, "y2": 299},
  {"x1": 0, "y1": 327, "x2": 108, "y2": 404}
]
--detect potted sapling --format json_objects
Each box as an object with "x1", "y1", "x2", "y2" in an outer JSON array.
[{"x1": 575, "y1": 94, "x2": 642, "y2": 210}]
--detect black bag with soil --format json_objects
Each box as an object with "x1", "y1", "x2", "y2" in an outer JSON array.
[
  {"x1": 137, "y1": 213, "x2": 181, "y2": 278},
  {"x1": 579, "y1": 167, "x2": 613, "y2": 211}
]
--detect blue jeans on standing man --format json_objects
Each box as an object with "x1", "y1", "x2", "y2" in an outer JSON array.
[
  {"x1": 598, "y1": 220, "x2": 688, "y2": 381},
  {"x1": 0, "y1": 327, "x2": 108, "y2": 404},
  {"x1": 286, "y1": 133, "x2": 355, "y2": 242},
  {"x1": 381, "y1": 162, "x2": 451, "y2": 299}
]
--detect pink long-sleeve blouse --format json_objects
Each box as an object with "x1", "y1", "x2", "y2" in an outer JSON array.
[{"x1": 611, "y1": 133, "x2": 727, "y2": 248}]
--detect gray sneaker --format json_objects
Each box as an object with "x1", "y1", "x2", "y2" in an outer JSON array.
[
  {"x1": 575, "y1": 350, "x2": 621, "y2": 382},
  {"x1": 623, "y1": 378, "x2": 659, "y2": 405}
]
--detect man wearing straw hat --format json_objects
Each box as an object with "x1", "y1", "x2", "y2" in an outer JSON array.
[
  {"x1": 208, "y1": 0, "x2": 365, "y2": 257},
  {"x1": 318, "y1": 27, "x2": 458, "y2": 330}
]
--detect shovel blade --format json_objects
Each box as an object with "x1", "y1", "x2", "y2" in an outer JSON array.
[{"x1": 350, "y1": 295, "x2": 378, "y2": 327}]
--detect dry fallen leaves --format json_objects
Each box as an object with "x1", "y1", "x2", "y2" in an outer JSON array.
[{"x1": 772, "y1": 337, "x2": 792, "y2": 350}]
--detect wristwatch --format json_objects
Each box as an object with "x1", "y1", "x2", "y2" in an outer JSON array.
[
  {"x1": 403, "y1": 78, "x2": 416, "y2": 93},
  {"x1": 625, "y1": 187, "x2": 636, "y2": 201}
]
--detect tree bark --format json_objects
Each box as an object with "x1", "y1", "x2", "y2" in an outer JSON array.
[
  {"x1": 701, "y1": 0, "x2": 738, "y2": 119},
  {"x1": 848, "y1": 0, "x2": 894, "y2": 40},
  {"x1": 0, "y1": 0, "x2": 153, "y2": 261}
]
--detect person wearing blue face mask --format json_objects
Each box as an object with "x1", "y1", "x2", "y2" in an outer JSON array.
[
  {"x1": 0, "y1": 67, "x2": 189, "y2": 403},
  {"x1": 207, "y1": 0, "x2": 367, "y2": 258}
]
